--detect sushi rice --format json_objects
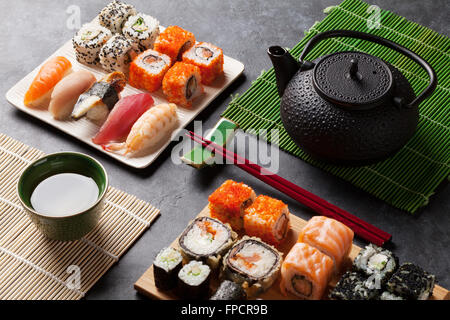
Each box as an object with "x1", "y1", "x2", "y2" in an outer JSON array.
[
  {"x1": 72, "y1": 23, "x2": 112, "y2": 66},
  {"x1": 98, "y1": 1, "x2": 137, "y2": 33},
  {"x1": 99, "y1": 34, "x2": 139, "y2": 73},
  {"x1": 123, "y1": 13, "x2": 160, "y2": 51}
]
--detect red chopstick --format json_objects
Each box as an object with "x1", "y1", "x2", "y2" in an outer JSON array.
[{"x1": 187, "y1": 131, "x2": 391, "y2": 246}]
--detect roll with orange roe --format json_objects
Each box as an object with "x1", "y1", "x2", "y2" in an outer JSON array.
[
  {"x1": 162, "y1": 62, "x2": 204, "y2": 108},
  {"x1": 244, "y1": 195, "x2": 290, "y2": 246},
  {"x1": 154, "y1": 25, "x2": 195, "y2": 63},
  {"x1": 129, "y1": 49, "x2": 171, "y2": 92},
  {"x1": 182, "y1": 42, "x2": 224, "y2": 85}
]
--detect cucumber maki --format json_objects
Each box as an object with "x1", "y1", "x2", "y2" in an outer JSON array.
[{"x1": 153, "y1": 247, "x2": 183, "y2": 291}]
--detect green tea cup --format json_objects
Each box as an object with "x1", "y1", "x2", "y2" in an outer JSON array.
[{"x1": 17, "y1": 152, "x2": 108, "y2": 241}]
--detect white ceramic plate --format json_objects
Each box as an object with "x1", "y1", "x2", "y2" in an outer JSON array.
[{"x1": 6, "y1": 33, "x2": 244, "y2": 168}]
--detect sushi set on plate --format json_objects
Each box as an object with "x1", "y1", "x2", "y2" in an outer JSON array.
[
  {"x1": 5, "y1": 1, "x2": 244, "y2": 169},
  {"x1": 135, "y1": 180, "x2": 450, "y2": 300}
]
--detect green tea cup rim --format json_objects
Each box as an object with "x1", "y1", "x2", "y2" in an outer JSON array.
[{"x1": 17, "y1": 152, "x2": 109, "y2": 219}]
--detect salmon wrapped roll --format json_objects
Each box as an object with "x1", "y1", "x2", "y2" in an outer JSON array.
[
  {"x1": 208, "y1": 180, "x2": 256, "y2": 231},
  {"x1": 298, "y1": 216, "x2": 354, "y2": 272},
  {"x1": 243, "y1": 195, "x2": 290, "y2": 246},
  {"x1": 154, "y1": 25, "x2": 195, "y2": 63},
  {"x1": 182, "y1": 42, "x2": 224, "y2": 85},
  {"x1": 280, "y1": 243, "x2": 333, "y2": 300}
]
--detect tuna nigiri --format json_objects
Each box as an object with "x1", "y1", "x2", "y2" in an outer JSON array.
[
  {"x1": 280, "y1": 242, "x2": 334, "y2": 300},
  {"x1": 92, "y1": 93, "x2": 154, "y2": 145},
  {"x1": 104, "y1": 103, "x2": 178, "y2": 156},
  {"x1": 49, "y1": 70, "x2": 96, "y2": 120},
  {"x1": 24, "y1": 56, "x2": 72, "y2": 108},
  {"x1": 298, "y1": 216, "x2": 354, "y2": 273}
]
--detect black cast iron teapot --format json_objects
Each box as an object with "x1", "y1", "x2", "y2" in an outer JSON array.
[{"x1": 268, "y1": 30, "x2": 437, "y2": 165}]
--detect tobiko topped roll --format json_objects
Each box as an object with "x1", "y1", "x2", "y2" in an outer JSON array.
[
  {"x1": 182, "y1": 42, "x2": 224, "y2": 85},
  {"x1": 129, "y1": 49, "x2": 171, "y2": 92},
  {"x1": 154, "y1": 25, "x2": 195, "y2": 63}
]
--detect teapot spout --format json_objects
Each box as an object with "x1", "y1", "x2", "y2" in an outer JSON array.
[{"x1": 268, "y1": 46, "x2": 300, "y2": 96}]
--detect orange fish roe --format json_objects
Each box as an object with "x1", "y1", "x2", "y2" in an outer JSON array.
[
  {"x1": 208, "y1": 180, "x2": 256, "y2": 231},
  {"x1": 129, "y1": 49, "x2": 171, "y2": 92},
  {"x1": 162, "y1": 62, "x2": 203, "y2": 108},
  {"x1": 182, "y1": 42, "x2": 224, "y2": 85},
  {"x1": 244, "y1": 195, "x2": 290, "y2": 246},
  {"x1": 154, "y1": 25, "x2": 195, "y2": 63}
]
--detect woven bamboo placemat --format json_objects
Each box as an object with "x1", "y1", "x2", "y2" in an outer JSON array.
[
  {"x1": 0, "y1": 133, "x2": 160, "y2": 300},
  {"x1": 222, "y1": 0, "x2": 449, "y2": 214}
]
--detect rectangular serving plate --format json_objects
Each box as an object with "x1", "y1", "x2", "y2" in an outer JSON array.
[
  {"x1": 134, "y1": 205, "x2": 450, "y2": 300},
  {"x1": 6, "y1": 35, "x2": 244, "y2": 169}
]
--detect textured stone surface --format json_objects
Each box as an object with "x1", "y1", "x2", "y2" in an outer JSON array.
[{"x1": 0, "y1": 0, "x2": 448, "y2": 299}]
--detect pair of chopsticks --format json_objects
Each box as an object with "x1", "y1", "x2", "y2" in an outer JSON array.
[{"x1": 186, "y1": 131, "x2": 391, "y2": 246}]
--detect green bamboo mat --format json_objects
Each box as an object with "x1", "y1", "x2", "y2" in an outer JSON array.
[{"x1": 222, "y1": 0, "x2": 450, "y2": 214}]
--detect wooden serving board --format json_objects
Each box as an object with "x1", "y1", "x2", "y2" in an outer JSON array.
[{"x1": 135, "y1": 206, "x2": 450, "y2": 300}]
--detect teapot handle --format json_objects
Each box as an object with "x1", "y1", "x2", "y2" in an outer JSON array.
[{"x1": 299, "y1": 30, "x2": 437, "y2": 108}]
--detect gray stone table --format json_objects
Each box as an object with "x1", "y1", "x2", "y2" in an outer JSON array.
[{"x1": 0, "y1": 0, "x2": 448, "y2": 299}]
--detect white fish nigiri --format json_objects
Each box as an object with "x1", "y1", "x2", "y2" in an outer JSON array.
[
  {"x1": 49, "y1": 70, "x2": 96, "y2": 120},
  {"x1": 104, "y1": 103, "x2": 178, "y2": 156}
]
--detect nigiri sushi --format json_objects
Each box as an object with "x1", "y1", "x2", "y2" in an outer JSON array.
[
  {"x1": 280, "y1": 242, "x2": 333, "y2": 300},
  {"x1": 298, "y1": 216, "x2": 354, "y2": 273},
  {"x1": 24, "y1": 56, "x2": 72, "y2": 108},
  {"x1": 72, "y1": 71, "x2": 126, "y2": 121},
  {"x1": 104, "y1": 103, "x2": 178, "y2": 156},
  {"x1": 49, "y1": 70, "x2": 96, "y2": 120},
  {"x1": 92, "y1": 93, "x2": 154, "y2": 145}
]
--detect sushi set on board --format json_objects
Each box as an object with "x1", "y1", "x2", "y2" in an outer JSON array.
[
  {"x1": 5, "y1": 1, "x2": 244, "y2": 168},
  {"x1": 135, "y1": 180, "x2": 450, "y2": 300}
]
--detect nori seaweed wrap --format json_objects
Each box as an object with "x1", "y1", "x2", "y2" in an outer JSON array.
[
  {"x1": 177, "y1": 261, "x2": 211, "y2": 299},
  {"x1": 153, "y1": 247, "x2": 183, "y2": 291},
  {"x1": 210, "y1": 280, "x2": 247, "y2": 300}
]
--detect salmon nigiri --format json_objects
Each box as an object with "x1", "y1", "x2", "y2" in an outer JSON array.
[
  {"x1": 92, "y1": 93, "x2": 154, "y2": 145},
  {"x1": 280, "y1": 242, "x2": 333, "y2": 300},
  {"x1": 24, "y1": 56, "x2": 72, "y2": 108},
  {"x1": 298, "y1": 216, "x2": 354, "y2": 273}
]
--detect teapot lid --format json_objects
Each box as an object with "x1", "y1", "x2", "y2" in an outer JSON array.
[{"x1": 313, "y1": 51, "x2": 393, "y2": 109}]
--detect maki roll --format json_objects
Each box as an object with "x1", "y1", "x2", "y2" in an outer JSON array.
[
  {"x1": 298, "y1": 216, "x2": 354, "y2": 273},
  {"x1": 154, "y1": 25, "x2": 195, "y2": 63},
  {"x1": 178, "y1": 217, "x2": 237, "y2": 269},
  {"x1": 98, "y1": 1, "x2": 136, "y2": 33},
  {"x1": 221, "y1": 236, "x2": 282, "y2": 297},
  {"x1": 210, "y1": 280, "x2": 247, "y2": 300},
  {"x1": 208, "y1": 180, "x2": 256, "y2": 231},
  {"x1": 280, "y1": 243, "x2": 333, "y2": 300},
  {"x1": 329, "y1": 271, "x2": 379, "y2": 300},
  {"x1": 162, "y1": 62, "x2": 204, "y2": 108},
  {"x1": 122, "y1": 13, "x2": 160, "y2": 52},
  {"x1": 386, "y1": 263, "x2": 435, "y2": 300},
  {"x1": 72, "y1": 71, "x2": 126, "y2": 121},
  {"x1": 99, "y1": 34, "x2": 139, "y2": 73},
  {"x1": 379, "y1": 291, "x2": 404, "y2": 300},
  {"x1": 177, "y1": 261, "x2": 211, "y2": 299},
  {"x1": 129, "y1": 49, "x2": 171, "y2": 92},
  {"x1": 244, "y1": 195, "x2": 290, "y2": 247},
  {"x1": 72, "y1": 23, "x2": 112, "y2": 66},
  {"x1": 153, "y1": 247, "x2": 183, "y2": 291},
  {"x1": 182, "y1": 42, "x2": 224, "y2": 85},
  {"x1": 353, "y1": 244, "x2": 398, "y2": 285}
]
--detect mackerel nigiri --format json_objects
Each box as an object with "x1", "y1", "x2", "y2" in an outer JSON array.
[
  {"x1": 92, "y1": 93, "x2": 154, "y2": 145},
  {"x1": 104, "y1": 103, "x2": 178, "y2": 156},
  {"x1": 24, "y1": 56, "x2": 72, "y2": 108}
]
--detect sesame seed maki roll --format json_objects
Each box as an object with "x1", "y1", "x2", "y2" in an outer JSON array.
[
  {"x1": 98, "y1": 1, "x2": 136, "y2": 33},
  {"x1": 178, "y1": 217, "x2": 237, "y2": 269},
  {"x1": 129, "y1": 49, "x2": 171, "y2": 92},
  {"x1": 122, "y1": 13, "x2": 160, "y2": 52},
  {"x1": 208, "y1": 180, "x2": 256, "y2": 231},
  {"x1": 329, "y1": 271, "x2": 379, "y2": 300},
  {"x1": 99, "y1": 34, "x2": 139, "y2": 73},
  {"x1": 386, "y1": 263, "x2": 435, "y2": 300},
  {"x1": 162, "y1": 62, "x2": 204, "y2": 108},
  {"x1": 280, "y1": 243, "x2": 333, "y2": 300},
  {"x1": 154, "y1": 25, "x2": 195, "y2": 63},
  {"x1": 210, "y1": 280, "x2": 247, "y2": 300},
  {"x1": 221, "y1": 236, "x2": 282, "y2": 298},
  {"x1": 72, "y1": 23, "x2": 112, "y2": 66},
  {"x1": 244, "y1": 195, "x2": 290, "y2": 247},
  {"x1": 177, "y1": 261, "x2": 211, "y2": 299},
  {"x1": 182, "y1": 42, "x2": 224, "y2": 85},
  {"x1": 153, "y1": 247, "x2": 183, "y2": 291},
  {"x1": 353, "y1": 244, "x2": 398, "y2": 285}
]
